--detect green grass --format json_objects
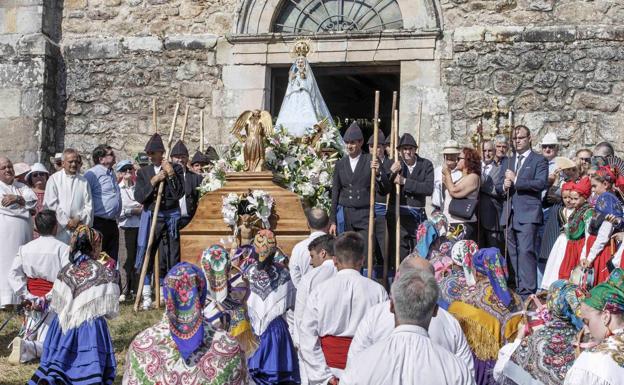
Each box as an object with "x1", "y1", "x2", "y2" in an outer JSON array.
[{"x1": 0, "y1": 303, "x2": 162, "y2": 385}]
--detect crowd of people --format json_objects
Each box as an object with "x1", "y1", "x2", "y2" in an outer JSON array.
[{"x1": 0, "y1": 122, "x2": 623, "y2": 385}]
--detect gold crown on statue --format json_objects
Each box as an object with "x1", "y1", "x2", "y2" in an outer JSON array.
[{"x1": 291, "y1": 38, "x2": 312, "y2": 58}]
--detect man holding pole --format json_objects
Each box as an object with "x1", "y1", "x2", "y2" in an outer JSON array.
[
  {"x1": 170, "y1": 140, "x2": 203, "y2": 229},
  {"x1": 328, "y1": 122, "x2": 389, "y2": 257},
  {"x1": 387, "y1": 133, "x2": 434, "y2": 264},
  {"x1": 134, "y1": 133, "x2": 185, "y2": 310}
]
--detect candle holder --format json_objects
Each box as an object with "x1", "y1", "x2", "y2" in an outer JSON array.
[{"x1": 470, "y1": 97, "x2": 513, "y2": 149}]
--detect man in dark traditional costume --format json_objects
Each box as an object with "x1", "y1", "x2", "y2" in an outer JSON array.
[
  {"x1": 134, "y1": 133, "x2": 185, "y2": 309},
  {"x1": 170, "y1": 140, "x2": 204, "y2": 229},
  {"x1": 329, "y1": 122, "x2": 390, "y2": 256}
]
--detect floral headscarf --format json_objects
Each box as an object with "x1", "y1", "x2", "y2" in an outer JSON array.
[
  {"x1": 594, "y1": 191, "x2": 623, "y2": 218},
  {"x1": 547, "y1": 280, "x2": 585, "y2": 330},
  {"x1": 201, "y1": 245, "x2": 231, "y2": 303},
  {"x1": 415, "y1": 220, "x2": 438, "y2": 259},
  {"x1": 253, "y1": 229, "x2": 277, "y2": 264},
  {"x1": 584, "y1": 268, "x2": 624, "y2": 314},
  {"x1": 163, "y1": 262, "x2": 208, "y2": 360},
  {"x1": 473, "y1": 248, "x2": 512, "y2": 307},
  {"x1": 451, "y1": 240, "x2": 478, "y2": 286},
  {"x1": 69, "y1": 224, "x2": 100, "y2": 261}
]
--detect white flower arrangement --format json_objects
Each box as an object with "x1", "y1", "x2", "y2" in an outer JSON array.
[
  {"x1": 221, "y1": 190, "x2": 275, "y2": 232},
  {"x1": 199, "y1": 123, "x2": 345, "y2": 210}
]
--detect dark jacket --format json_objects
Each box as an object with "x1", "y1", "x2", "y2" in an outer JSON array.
[
  {"x1": 375, "y1": 156, "x2": 393, "y2": 203},
  {"x1": 495, "y1": 151, "x2": 549, "y2": 227},
  {"x1": 182, "y1": 168, "x2": 204, "y2": 219},
  {"x1": 385, "y1": 156, "x2": 434, "y2": 214},
  {"x1": 134, "y1": 163, "x2": 185, "y2": 212},
  {"x1": 479, "y1": 159, "x2": 505, "y2": 231},
  {"x1": 330, "y1": 153, "x2": 390, "y2": 224}
]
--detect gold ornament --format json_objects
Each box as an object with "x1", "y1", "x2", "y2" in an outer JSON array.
[{"x1": 230, "y1": 110, "x2": 274, "y2": 172}]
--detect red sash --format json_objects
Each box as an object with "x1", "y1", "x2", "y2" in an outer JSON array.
[
  {"x1": 320, "y1": 336, "x2": 353, "y2": 370},
  {"x1": 27, "y1": 278, "x2": 53, "y2": 298}
]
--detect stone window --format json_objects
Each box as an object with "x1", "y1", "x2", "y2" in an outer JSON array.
[{"x1": 273, "y1": 0, "x2": 404, "y2": 33}]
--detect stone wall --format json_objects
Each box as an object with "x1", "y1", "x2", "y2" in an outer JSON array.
[
  {"x1": 443, "y1": 25, "x2": 624, "y2": 156},
  {"x1": 0, "y1": 0, "x2": 63, "y2": 164}
]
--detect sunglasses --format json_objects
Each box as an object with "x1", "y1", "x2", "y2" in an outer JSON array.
[
  {"x1": 31, "y1": 172, "x2": 47, "y2": 178},
  {"x1": 542, "y1": 144, "x2": 556, "y2": 149},
  {"x1": 579, "y1": 157, "x2": 591, "y2": 163}
]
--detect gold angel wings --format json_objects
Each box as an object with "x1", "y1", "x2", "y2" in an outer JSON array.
[{"x1": 230, "y1": 110, "x2": 273, "y2": 172}]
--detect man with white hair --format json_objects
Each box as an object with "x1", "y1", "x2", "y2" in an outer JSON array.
[
  {"x1": 342, "y1": 267, "x2": 475, "y2": 385},
  {"x1": 347, "y1": 256, "x2": 474, "y2": 374}
]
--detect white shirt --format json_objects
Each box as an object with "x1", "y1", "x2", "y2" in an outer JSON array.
[
  {"x1": 349, "y1": 155, "x2": 360, "y2": 172},
  {"x1": 405, "y1": 159, "x2": 417, "y2": 175},
  {"x1": 341, "y1": 324, "x2": 475, "y2": 385},
  {"x1": 300, "y1": 269, "x2": 388, "y2": 383},
  {"x1": 347, "y1": 300, "x2": 474, "y2": 374},
  {"x1": 564, "y1": 333, "x2": 624, "y2": 385},
  {"x1": 514, "y1": 149, "x2": 532, "y2": 173},
  {"x1": 118, "y1": 182, "x2": 141, "y2": 228},
  {"x1": 179, "y1": 169, "x2": 188, "y2": 218},
  {"x1": 44, "y1": 170, "x2": 93, "y2": 243},
  {"x1": 8, "y1": 235, "x2": 70, "y2": 299},
  {"x1": 290, "y1": 231, "x2": 326, "y2": 288},
  {"x1": 294, "y1": 259, "x2": 337, "y2": 346},
  {"x1": 482, "y1": 161, "x2": 494, "y2": 176}
]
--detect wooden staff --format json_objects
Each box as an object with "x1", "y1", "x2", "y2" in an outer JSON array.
[
  {"x1": 394, "y1": 109, "x2": 401, "y2": 272},
  {"x1": 152, "y1": 98, "x2": 158, "y2": 134},
  {"x1": 181, "y1": 104, "x2": 190, "y2": 141},
  {"x1": 504, "y1": 117, "x2": 515, "y2": 262},
  {"x1": 383, "y1": 91, "x2": 398, "y2": 286},
  {"x1": 416, "y1": 99, "x2": 422, "y2": 147},
  {"x1": 367, "y1": 91, "x2": 380, "y2": 279},
  {"x1": 390, "y1": 91, "x2": 398, "y2": 156},
  {"x1": 200, "y1": 110, "x2": 205, "y2": 153},
  {"x1": 134, "y1": 102, "x2": 180, "y2": 312},
  {"x1": 152, "y1": 99, "x2": 161, "y2": 309}
]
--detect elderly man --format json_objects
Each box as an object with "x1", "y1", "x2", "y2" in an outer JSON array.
[
  {"x1": 170, "y1": 140, "x2": 203, "y2": 229},
  {"x1": 433, "y1": 140, "x2": 463, "y2": 210},
  {"x1": 85, "y1": 145, "x2": 122, "y2": 260},
  {"x1": 290, "y1": 208, "x2": 330, "y2": 287},
  {"x1": 299, "y1": 232, "x2": 387, "y2": 384},
  {"x1": 479, "y1": 137, "x2": 507, "y2": 250},
  {"x1": 342, "y1": 268, "x2": 475, "y2": 385},
  {"x1": 495, "y1": 126, "x2": 548, "y2": 297},
  {"x1": 44, "y1": 149, "x2": 93, "y2": 244},
  {"x1": 0, "y1": 157, "x2": 37, "y2": 307},
  {"x1": 347, "y1": 256, "x2": 474, "y2": 374}
]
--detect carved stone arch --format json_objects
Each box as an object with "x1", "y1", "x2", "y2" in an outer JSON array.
[{"x1": 236, "y1": 0, "x2": 441, "y2": 35}]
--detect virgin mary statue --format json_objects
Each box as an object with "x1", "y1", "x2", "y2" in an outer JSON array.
[{"x1": 275, "y1": 41, "x2": 334, "y2": 137}]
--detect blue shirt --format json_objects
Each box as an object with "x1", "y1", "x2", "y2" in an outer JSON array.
[{"x1": 85, "y1": 164, "x2": 121, "y2": 220}]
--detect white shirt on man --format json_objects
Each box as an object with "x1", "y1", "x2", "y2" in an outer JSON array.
[
  {"x1": 290, "y1": 230, "x2": 326, "y2": 288},
  {"x1": 299, "y1": 268, "x2": 388, "y2": 383},
  {"x1": 347, "y1": 300, "x2": 474, "y2": 374},
  {"x1": 349, "y1": 155, "x2": 360, "y2": 172},
  {"x1": 341, "y1": 325, "x2": 475, "y2": 385},
  {"x1": 44, "y1": 170, "x2": 93, "y2": 244}
]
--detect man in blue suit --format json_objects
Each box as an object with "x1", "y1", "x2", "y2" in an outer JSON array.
[{"x1": 495, "y1": 125, "x2": 548, "y2": 297}]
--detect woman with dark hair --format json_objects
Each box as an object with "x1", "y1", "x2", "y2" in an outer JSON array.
[
  {"x1": 28, "y1": 225, "x2": 119, "y2": 385},
  {"x1": 442, "y1": 147, "x2": 481, "y2": 241},
  {"x1": 25, "y1": 163, "x2": 49, "y2": 238}
]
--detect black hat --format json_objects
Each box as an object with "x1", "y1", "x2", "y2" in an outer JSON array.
[
  {"x1": 190, "y1": 151, "x2": 208, "y2": 165},
  {"x1": 205, "y1": 146, "x2": 219, "y2": 162},
  {"x1": 171, "y1": 140, "x2": 189, "y2": 157},
  {"x1": 343, "y1": 121, "x2": 363, "y2": 142},
  {"x1": 397, "y1": 133, "x2": 418, "y2": 148},
  {"x1": 367, "y1": 129, "x2": 386, "y2": 146},
  {"x1": 384, "y1": 135, "x2": 392, "y2": 146},
  {"x1": 145, "y1": 133, "x2": 165, "y2": 153}
]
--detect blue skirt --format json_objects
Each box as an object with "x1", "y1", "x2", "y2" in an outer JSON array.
[
  {"x1": 248, "y1": 317, "x2": 300, "y2": 385},
  {"x1": 29, "y1": 315, "x2": 116, "y2": 385}
]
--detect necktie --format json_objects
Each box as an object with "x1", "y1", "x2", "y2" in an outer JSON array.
[{"x1": 515, "y1": 155, "x2": 524, "y2": 173}]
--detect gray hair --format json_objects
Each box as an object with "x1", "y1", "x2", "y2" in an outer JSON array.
[
  {"x1": 493, "y1": 134, "x2": 508, "y2": 145},
  {"x1": 391, "y1": 268, "x2": 439, "y2": 326}
]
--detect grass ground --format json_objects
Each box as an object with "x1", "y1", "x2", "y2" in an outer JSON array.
[{"x1": 0, "y1": 303, "x2": 162, "y2": 385}]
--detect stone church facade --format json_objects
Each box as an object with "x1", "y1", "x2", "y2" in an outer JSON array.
[{"x1": 1, "y1": 0, "x2": 623, "y2": 165}]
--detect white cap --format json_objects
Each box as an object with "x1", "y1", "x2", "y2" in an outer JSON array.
[
  {"x1": 442, "y1": 139, "x2": 461, "y2": 155},
  {"x1": 13, "y1": 162, "x2": 31, "y2": 177},
  {"x1": 541, "y1": 133, "x2": 559, "y2": 146}
]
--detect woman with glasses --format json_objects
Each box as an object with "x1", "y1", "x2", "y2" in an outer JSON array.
[
  {"x1": 564, "y1": 268, "x2": 624, "y2": 385},
  {"x1": 575, "y1": 149, "x2": 593, "y2": 177},
  {"x1": 116, "y1": 160, "x2": 142, "y2": 302}
]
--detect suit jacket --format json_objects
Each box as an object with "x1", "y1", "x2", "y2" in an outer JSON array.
[
  {"x1": 134, "y1": 163, "x2": 185, "y2": 212},
  {"x1": 495, "y1": 151, "x2": 548, "y2": 227},
  {"x1": 385, "y1": 156, "x2": 434, "y2": 214},
  {"x1": 479, "y1": 159, "x2": 505, "y2": 231},
  {"x1": 330, "y1": 153, "x2": 390, "y2": 224},
  {"x1": 375, "y1": 157, "x2": 393, "y2": 204},
  {"x1": 183, "y1": 168, "x2": 204, "y2": 219}
]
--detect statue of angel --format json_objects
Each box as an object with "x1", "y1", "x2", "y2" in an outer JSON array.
[{"x1": 230, "y1": 109, "x2": 273, "y2": 172}]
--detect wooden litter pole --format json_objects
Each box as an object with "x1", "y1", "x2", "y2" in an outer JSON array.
[
  {"x1": 154, "y1": 251, "x2": 160, "y2": 309},
  {"x1": 367, "y1": 90, "x2": 380, "y2": 279},
  {"x1": 394, "y1": 109, "x2": 401, "y2": 272},
  {"x1": 416, "y1": 100, "x2": 422, "y2": 147},
  {"x1": 200, "y1": 110, "x2": 205, "y2": 153},
  {"x1": 134, "y1": 102, "x2": 180, "y2": 312},
  {"x1": 181, "y1": 105, "x2": 190, "y2": 142},
  {"x1": 152, "y1": 98, "x2": 158, "y2": 134},
  {"x1": 389, "y1": 92, "x2": 398, "y2": 157},
  {"x1": 383, "y1": 91, "x2": 398, "y2": 286}
]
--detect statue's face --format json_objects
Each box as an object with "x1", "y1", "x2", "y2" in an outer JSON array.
[{"x1": 296, "y1": 58, "x2": 305, "y2": 72}]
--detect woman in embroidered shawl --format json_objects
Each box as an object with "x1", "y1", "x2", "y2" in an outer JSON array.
[
  {"x1": 564, "y1": 268, "x2": 624, "y2": 385},
  {"x1": 244, "y1": 229, "x2": 299, "y2": 385},
  {"x1": 495, "y1": 280, "x2": 586, "y2": 385},
  {"x1": 579, "y1": 167, "x2": 624, "y2": 284},
  {"x1": 29, "y1": 225, "x2": 119, "y2": 385},
  {"x1": 123, "y1": 262, "x2": 248, "y2": 385}
]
